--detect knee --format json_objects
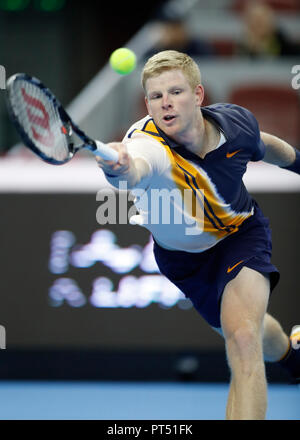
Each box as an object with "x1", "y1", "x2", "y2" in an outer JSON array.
[{"x1": 225, "y1": 324, "x2": 263, "y2": 375}]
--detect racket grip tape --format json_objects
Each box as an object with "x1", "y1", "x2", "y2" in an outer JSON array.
[{"x1": 93, "y1": 140, "x2": 119, "y2": 162}]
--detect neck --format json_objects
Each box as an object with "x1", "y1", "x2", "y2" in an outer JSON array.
[
  {"x1": 170, "y1": 111, "x2": 206, "y2": 153},
  {"x1": 176, "y1": 116, "x2": 219, "y2": 159}
]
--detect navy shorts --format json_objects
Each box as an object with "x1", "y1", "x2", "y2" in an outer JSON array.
[{"x1": 153, "y1": 203, "x2": 280, "y2": 328}]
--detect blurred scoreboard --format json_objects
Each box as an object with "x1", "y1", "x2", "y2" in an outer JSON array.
[
  {"x1": 48, "y1": 229, "x2": 189, "y2": 310},
  {"x1": 0, "y1": 191, "x2": 225, "y2": 351}
]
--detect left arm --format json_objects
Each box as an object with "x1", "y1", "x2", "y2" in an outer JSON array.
[{"x1": 260, "y1": 131, "x2": 296, "y2": 167}]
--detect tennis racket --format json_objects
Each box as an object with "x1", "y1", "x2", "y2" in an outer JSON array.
[{"x1": 6, "y1": 73, "x2": 119, "y2": 165}]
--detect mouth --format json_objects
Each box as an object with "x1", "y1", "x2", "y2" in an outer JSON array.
[{"x1": 163, "y1": 115, "x2": 177, "y2": 124}]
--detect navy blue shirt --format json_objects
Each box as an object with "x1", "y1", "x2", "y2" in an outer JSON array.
[{"x1": 155, "y1": 103, "x2": 266, "y2": 214}]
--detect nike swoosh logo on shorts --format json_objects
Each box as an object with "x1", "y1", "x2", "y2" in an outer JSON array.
[
  {"x1": 226, "y1": 149, "x2": 241, "y2": 158},
  {"x1": 227, "y1": 260, "x2": 244, "y2": 273}
]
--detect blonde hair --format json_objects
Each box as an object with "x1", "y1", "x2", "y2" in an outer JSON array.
[{"x1": 142, "y1": 50, "x2": 201, "y2": 93}]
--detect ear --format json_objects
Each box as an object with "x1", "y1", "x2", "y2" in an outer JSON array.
[
  {"x1": 195, "y1": 84, "x2": 205, "y2": 107},
  {"x1": 145, "y1": 96, "x2": 152, "y2": 116}
]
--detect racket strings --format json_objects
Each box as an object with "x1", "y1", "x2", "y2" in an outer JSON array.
[{"x1": 9, "y1": 79, "x2": 69, "y2": 162}]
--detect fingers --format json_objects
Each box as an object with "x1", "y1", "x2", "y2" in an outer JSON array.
[{"x1": 95, "y1": 142, "x2": 130, "y2": 176}]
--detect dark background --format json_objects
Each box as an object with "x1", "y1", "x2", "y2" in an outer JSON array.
[
  {"x1": 1, "y1": 0, "x2": 164, "y2": 102},
  {"x1": 0, "y1": 192, "x2": 298, "y2": 382},
  {"x1": 0, "y1": 0, "x2": 164, "y2": 148}
]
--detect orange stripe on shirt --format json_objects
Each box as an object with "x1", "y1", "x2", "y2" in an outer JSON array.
[{"x1": 133, "y1": 120, "x2": 252, "y2": 238}]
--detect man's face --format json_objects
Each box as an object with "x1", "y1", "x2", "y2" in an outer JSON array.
[{"x1": 145, "y1": 69, "x2": 203, "y2": 140}]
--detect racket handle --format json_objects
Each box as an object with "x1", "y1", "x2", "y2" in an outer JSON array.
[{"x1": 93, "y1": 140, "x2": 119, "y2": 162}]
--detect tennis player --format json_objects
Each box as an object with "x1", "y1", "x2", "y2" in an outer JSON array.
[{"x1": 96, "y1": 50, "x2": 300, "y2": 420}]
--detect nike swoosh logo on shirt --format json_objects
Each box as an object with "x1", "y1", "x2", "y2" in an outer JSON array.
[
  {"x1": 226, "y1": 149, "x2": 241, "y2": 158},
  {"x1": 227, "y1": 260, "x2": 244, "y2": 273}
]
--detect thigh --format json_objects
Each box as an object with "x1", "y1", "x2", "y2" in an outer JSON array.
[{"x1": 220, "y1": 267, "x2": 270, "y2": 339}]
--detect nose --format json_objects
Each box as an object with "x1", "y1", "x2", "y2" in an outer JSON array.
[{"x1": 161, "y1": 94, "x2": 172, "y2": 110}]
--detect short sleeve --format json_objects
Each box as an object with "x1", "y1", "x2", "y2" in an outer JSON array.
[
  {"x1": 232, "y1": 105, "x2": 266, "y2": 162},
  {"x1": 253, "y1": 137, "x2": 266, "y2": 162}
]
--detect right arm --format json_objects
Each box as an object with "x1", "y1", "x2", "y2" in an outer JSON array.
[{"x1": 95, "y1": 142, "x2": 151, "y2": 189}]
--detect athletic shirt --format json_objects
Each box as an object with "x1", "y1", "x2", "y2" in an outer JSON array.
[{"x1": 121, "y1": 103, "x2": 266, "y2": 252}]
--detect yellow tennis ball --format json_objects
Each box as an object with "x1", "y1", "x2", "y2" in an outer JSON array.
[{"x1": 109, "y1": 48, "x2": 136, "y2": 75}]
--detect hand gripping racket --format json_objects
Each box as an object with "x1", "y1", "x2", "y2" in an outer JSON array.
[{"x1": 6, "y1": 73, "x2": 119, "y2": 165}]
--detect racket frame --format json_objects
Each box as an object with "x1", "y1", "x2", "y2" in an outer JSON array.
[{"x1": 6, "y1": 73, "x2": 104, "y2": 165}]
